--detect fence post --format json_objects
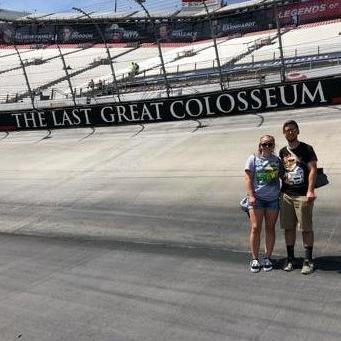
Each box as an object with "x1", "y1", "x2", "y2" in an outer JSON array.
[
  {"x1": 133, "y1": 1, "x2": 170, "y2": 97},
  {"x1": 14, "y1": 45, "x2": 35, "y2": 109},
  {"x1": 57, "y1": 45, "x2": 77, "y2": 107},
  {"x1": 274, "y1": 2, "x2": 286, "y2": 83},
  {"x1": 202, "y1": 0, "x2": 224, "y2": 91}
]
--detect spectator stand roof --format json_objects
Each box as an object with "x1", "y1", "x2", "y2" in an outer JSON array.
[
  {"x1": 0, "y1": 8, "x2": 28, "y2": 20},
  {"x1": 130, "y1": 9, "x2": 181, "y2": 19},
  {"x1": 1, "y1": 1, "x2": 292, "y2": 23}
]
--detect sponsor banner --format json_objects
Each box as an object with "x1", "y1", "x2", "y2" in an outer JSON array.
[
  {"x1": 57, "y1": 26, "x2": 97, "y2": 43},
  {"x1": 219, "y1": 21, "x2": 257, "y2": 33},
  {"x1": 0, "y1": 11, "x2": 272, "y2": 44},
  {"x1": 1, "y1": 77, "x2": 340, "y2": 131},
  {"x1": 0, "y1": 23, "x2": 57, "y2": 44},
  {"x1": 58, "y1": 24, "x2": 144, "y2": 43},
  {"x1": 2, "y1": 2, "x2": 341, "y2": 44},
  {"x1": 0, "y1": 23, "x2": 142, "y2": 44},
  {"x1": 160, "y1": 22, "x2": 202, "y2": 42},
  {"x1": 215, "y1": 10, "x2": 266, "y2": 36},
  {"x1": 104, "y1": 23, "x2": 140, "y2": 42},
  {"x1": 278, "y1": 0, "x2": 341, "y2": 26}
]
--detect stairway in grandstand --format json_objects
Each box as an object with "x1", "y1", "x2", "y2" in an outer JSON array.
[
  {"x1": 1, "y1": 44, "x2": 101, "y2": 100},
  {"x1": 236, "y1": 19, "x2": 341, "y2": 65},
  {"x1": 2, "y1": 19, "x2": 341, "y2": 103},
  {"x1": 222, "y1": 28, "x2": 291, "y2": 68},
  {"x1": 0, "y1": 45, "x2": 89, "y2": 76},
  {"x1": 5, "y1": 44, "x2": 141, "y2": 102},
  {"x1": 78, "y1": 38, "x2": 234, "y2": 98}
]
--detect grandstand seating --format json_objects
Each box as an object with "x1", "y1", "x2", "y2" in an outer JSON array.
[
  {"x1": 237, "y1": 20, "x2": 341, "y2": 64},
  {"x1": 152, "y1": 32, "x2": 277, "y2": 75},
  {"x1": 1, "y1": 1, "x2": 341, "y2": 104},
  {"x1": 1, "y1": 18, "x2": 341, "y2": 102},
  {"x1": 71, "y1": 46, "x2": 163, "y2": 91}
]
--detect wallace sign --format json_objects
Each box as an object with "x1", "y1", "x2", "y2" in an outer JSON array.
[{"x1": 1, "y1": 77, "x2": 340, "y2": 131}]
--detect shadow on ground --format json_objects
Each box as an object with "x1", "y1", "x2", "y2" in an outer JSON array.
[{"x1": 273, "y1": 256, "x2": 341, "y2": 274}]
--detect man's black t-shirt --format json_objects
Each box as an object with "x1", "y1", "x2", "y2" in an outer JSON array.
[{"x1": 279, "y1": 142, "x2": 317, "y2": 196}]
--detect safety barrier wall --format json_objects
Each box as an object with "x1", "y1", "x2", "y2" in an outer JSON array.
[{"x1": 0, "y1": 76, "x2": 340, "y2": 131}]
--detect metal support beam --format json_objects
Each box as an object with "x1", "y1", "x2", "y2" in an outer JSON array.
[
  {"x1": 202, "y1": 0, "x2": 224, "y2": 91},
  {"x1": 14, "y1": 45, "x2": 35, "y2": 109},
  {"x1": 57, "y1": 45, "x2": 77, "y2": 107},
  {"x1": 274, "y1": 2, "x2": 286, "y2": 83},
  {"x1": 73, "y1": 7, "x2": 121, "y2": 102},
  {"x1": 134, "y1": 0, "x2": 170, "y2": 98}
]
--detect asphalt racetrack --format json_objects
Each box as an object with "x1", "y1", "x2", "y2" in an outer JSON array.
[{"x1": 0, "y1": 105, "x2": 340, "y2": 340}]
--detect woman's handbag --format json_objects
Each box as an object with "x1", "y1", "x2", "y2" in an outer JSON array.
[
  {"x1": 240, "y1": 155, "x2": 256, "y2": 214},
  {"x1": 240, "y1": 197, "x2": 249, "y2": 213},
  {"x1": 315, "y1": 168, "x2": 329, "y2": 188}
]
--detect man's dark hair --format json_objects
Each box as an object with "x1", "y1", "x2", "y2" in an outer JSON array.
[{"x1": 283, "y1": 120, "x2": 299, "y2": 132}]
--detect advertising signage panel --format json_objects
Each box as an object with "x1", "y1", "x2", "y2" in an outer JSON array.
[
  {"x1": 1, "y1": 1, "x2": 341, "y2": 44},
  {"x1": 278, "y1": 0, "x2": 341, "y2": 25},
  {"x1": 1, "y1": 77, "x2": 340, "y2": 131}
]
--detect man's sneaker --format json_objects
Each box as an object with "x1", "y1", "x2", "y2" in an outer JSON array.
[
  {"x1": 262, "y1": 257, "x2": 273, "y2": 272},
  {"x1": 301, "y1": 261, "x2": 314, "y2": 275},
  {"x1": 283, "y1": 259, "x2": 294, "y2": 272},
  {"x1": 250, "y1": 259, "x2": 261, "y2": 273}
]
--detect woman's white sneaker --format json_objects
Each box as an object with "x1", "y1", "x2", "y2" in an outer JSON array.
[{"x1": 250, "y1": 259, "x2": 261, "y2": 273}]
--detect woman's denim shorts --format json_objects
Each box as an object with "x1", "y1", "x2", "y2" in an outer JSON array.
[{"x1": 248, "y1": 198, "x2": 280, "y2": 211}]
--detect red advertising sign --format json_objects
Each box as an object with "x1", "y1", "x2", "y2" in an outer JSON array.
[{"x1": 278, "y1": 0, "x2": 341, "y2": 25}]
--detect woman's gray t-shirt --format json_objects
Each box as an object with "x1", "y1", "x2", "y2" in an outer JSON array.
[{"x1": 245, "y1": 154, "x2": 281, "y2": 201}]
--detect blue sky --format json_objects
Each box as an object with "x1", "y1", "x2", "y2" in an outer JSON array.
[{"x1": 2, "y1": 1, "x2": 242, "y2": 13}]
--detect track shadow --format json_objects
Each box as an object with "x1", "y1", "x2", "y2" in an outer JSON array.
[
  {"x1": 273, "y1": 256, "x2": 341, "y2": 273},
  {"x1": 315, "y1": 256, "x2": 341, "y2": 273}
]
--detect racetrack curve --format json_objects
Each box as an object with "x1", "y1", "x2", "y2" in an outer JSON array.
[
  {"x1": 0, "y1": 104, "x2": 340, "y2": 255},
  {"x1": 0, "y1": 105, "x2": 340, "y2": 341}
]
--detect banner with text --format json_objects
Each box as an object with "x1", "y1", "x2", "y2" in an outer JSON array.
[
  {"x1": 1, "y1": 77, "x2": 341, "y2": 131},
  {"x1": 277, "y1": 0, "x2": 341, "y2": 26},
  {"x1": 1, "y1": 1, "x2": 341, "y2": 44}
]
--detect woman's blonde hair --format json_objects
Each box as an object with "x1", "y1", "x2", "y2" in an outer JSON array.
[{"x1": 257, "y1": 135, "x2": 276, "y2": 155}]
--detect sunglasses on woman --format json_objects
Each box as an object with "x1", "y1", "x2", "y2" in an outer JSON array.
[{"x1": 260, "y1": 142, "x2": 274, "y2": 148}]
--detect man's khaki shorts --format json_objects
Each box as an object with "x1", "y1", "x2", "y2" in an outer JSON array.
[{"x1": 280, "y1": 193, "x2": 314, "y2": 231}]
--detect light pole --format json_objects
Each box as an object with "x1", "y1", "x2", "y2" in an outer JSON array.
[
  {"x1": 134, "y1": 0, "x2": 171, "y2": 97},
  {"x1": 274, "y1": 1, "x2": 286, "y2": 83},
  {"x1": 72, "y1": 7, "x2": 121, "y2": 101},
  {"x1": 202, "y1": 0, "x2": 224, "y2": 91},
  {"x1": 14, "y1": 45, "x2": 36, "y2": 109},
  {"x1": 57, "y1": 45, "x2": 77, "y2": 107}
]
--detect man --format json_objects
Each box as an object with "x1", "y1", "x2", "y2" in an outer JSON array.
[
  {"x1": 280, "y1": 120, "x2": 317, "y2": 275},
  {"x1": 129, "y1": 62, "x2": 139, "y2": 77}
]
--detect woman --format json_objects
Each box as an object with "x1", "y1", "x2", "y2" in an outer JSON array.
[{"x1": 244, "y1": 135, "x2": 282, "y2": 273}]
